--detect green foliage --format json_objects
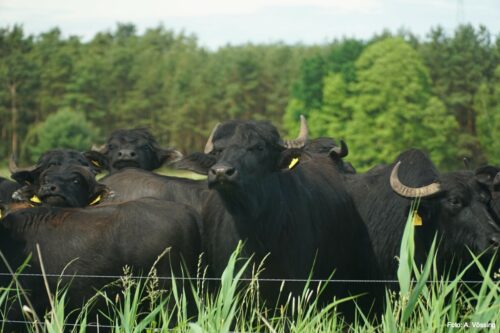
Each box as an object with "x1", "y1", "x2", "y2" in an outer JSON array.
[
  {"x1": 476, "y1": 66, "x2": 500, "y2": 165},
  {"x1": 23, "y1": 109, "x2": 98, "y2": 162},
  {"x1": 0, "y1": 24, "x2": 499, "y2": 168},
  {"x1": 302, "y1": 38, "x2": 460, "y2": 171}
]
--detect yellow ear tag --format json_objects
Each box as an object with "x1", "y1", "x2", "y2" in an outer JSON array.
[
  {"x1": 91, "y1": 160, "x2": 101, "y2": 167},
  {"x1": 89, "y1": 194, "x2": 102, "y2": 206},
  {"x1": 30, "y1": 195, "x2": 42, "y2": 204},
  {"x1": 413, "y1": 213, "x2": 423, "y2": 226},
  {"x1": 288, "y1": 157, "x2": 300, "y2": 170}
]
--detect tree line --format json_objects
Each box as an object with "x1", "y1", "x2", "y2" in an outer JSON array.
[{"x1": 0, "y1": 23, "x2": 498, "y2": 170}]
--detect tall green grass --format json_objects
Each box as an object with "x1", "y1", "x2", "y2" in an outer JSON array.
[{"x1": 1, "y1": 208, "x2": 499, "y2": 332}]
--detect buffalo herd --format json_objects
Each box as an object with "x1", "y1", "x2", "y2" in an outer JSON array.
[{"x1": 0, "y1": 117, "x2": 499, "y2": 325}]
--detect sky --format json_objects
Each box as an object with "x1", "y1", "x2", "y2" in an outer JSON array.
[{"x1": 0, "y1": 0, "x2": 499, "y2": 49}]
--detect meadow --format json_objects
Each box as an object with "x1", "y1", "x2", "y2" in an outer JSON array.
[{"x1": 1, "y1": 210, "x2": 498, "y2": 332}]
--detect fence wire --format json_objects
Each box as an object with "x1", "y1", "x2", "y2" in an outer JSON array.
[{"x1": 0, "y1": 272, "x2": 487, "y2": 284}]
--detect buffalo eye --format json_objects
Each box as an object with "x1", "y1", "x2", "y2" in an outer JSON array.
[
  {"x1": 73, "y1": 178, "x2": 80, "y2": 184},
  {"x1": 447, "y1": 196, "x2": 462, "y2": 208},
  {"x1": 479, "y1": 191, "x2": 490, "y2": 203},
  {"x1": 108, "y1": 144, "x2": 116, "y2": 151},
  {"x1": 249, "y1": 144, "x2": 264, "y2": 152},
  {"x1": 211, "y1": 148, "x2": 222, "y2": 156}
]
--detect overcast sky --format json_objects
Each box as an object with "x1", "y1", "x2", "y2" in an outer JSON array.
[{"x1": 1, "y1": 0, "x2": 499, "y2": 49}]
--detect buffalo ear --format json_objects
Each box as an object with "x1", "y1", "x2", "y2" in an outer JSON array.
[
  {"x1": 84, "y1": 151, "x2": 109, "y2": 174},
  {"x1": 0, "y1": 202, "x2": 6, "y2": 219},
  {"x1": 88, "y1": 183, "x2": 111, "y2": 206},
  {"x1": 11, "y1": 185, "x2": 37, "y2": 202},
  {"x1": 173, "y1": 152, "x2": 216, "y2": 175},
  {"x1": 278, "y1": 148, "x2": 305, "y2": 171},
  {"x1": 11, "y1": 169, "x2": 39, "y2": 185},
  {"x1": 475, "y1": 165, "x2": 500, "y2": 187},
  {"x1": 156, "y1": 147, "x2": 183, "y2": 167}
]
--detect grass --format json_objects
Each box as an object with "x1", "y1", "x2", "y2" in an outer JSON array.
[{"x1": 1, "y1": 206, "x2": 499, "y2": 332}]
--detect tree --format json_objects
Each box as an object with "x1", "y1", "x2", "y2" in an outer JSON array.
[
  {"x1": 475, "y1": 66, "x2": 500, "y2": 165},
  {"x1": 22, "y1": 109, "x2": 98, "y2": 162},
  {"x1": 0, "y1": 25, "x2": 37, "y2": 158},
  {"x1": 330, "y1": 38, "x2": 459, "y2": 170},
  {"x1": 420, "y1": 25, "x2": 497, "y2": 162}
]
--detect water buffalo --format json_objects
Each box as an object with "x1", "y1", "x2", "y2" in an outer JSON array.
[
  {"x1": 0, "y1": 177, "x2": 21, "y2": 203},
  {"x1": 177, "y1": 118, "x2": 382, "y2": 318},
  {"x1": 305, "y1": 137, "x2": 356, "y2": 174},
  {"x1": 90, "y1": 128, "x2": 182, "y2": 174},
  {"x1": 474, "y1": 165, "x2": 500, "y2": 223},
  {"x1": 2, "y1": 149, "x2": 106, "y2": 204},
  {"x1": 0, "y1": 166, "x2": 202, "y2": 327},
  {"x1": 343, "y1": 149, "x2": 500, "y2": 281}
]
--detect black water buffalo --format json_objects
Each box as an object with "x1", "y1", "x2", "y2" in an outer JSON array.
[
  {"x1": 99, "y1": 168, "x2": 208, "y2": 212},
  {"x1": 177, "y1": 118, "x2": 382, "y2": 317},
  {"x1": 0, "y1": 177, "x2": 21, "y2": 203},
  {"x1": 1, "y1": 149, "x2": 105, "y2": 204},
  {"x1": 0, "y1": 168, "x2": 202, "y2": 326},
  {"x1": 305, "y1": 137, "x2": 356, "y2": 174},
  {"x1": 475, "y1": 165, "x2": 500, "y2": 223},
  {"x1": 13, "y1": 165, "x2": 112, "y2": 208},
  {"x1": 90, "y1": 128, "x2": 182, "y2": 174},
  {"x1": 344, "y1": 149, "x2": 500, "y2": 281}
]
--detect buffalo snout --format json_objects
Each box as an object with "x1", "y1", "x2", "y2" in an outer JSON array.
[
  {"x1": 208, "y1": 163, "x2": 238, "y2": 187},
  {"x1": 117, "y1": 149, "x2": 137, "y2": 160},
  {"x1": 40, "y1": 183, "x2": 59, "y2": 195}
]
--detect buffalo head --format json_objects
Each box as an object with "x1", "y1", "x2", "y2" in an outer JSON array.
[
  {"x1": 90, "y1": 128, "x2": 182, "y2": 173},
  {"x1": 14, "y1": 165, "x2": 111, "y2": 208},
  {"x1": 389, "y1": 155, "x2": 500, "y2": 262}
]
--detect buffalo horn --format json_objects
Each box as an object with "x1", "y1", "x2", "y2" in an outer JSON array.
[
  {"x1": 390, "y1": 161, "x2": 441, "y2": 198},
  {"x1": 204, "y1": 123, "x2": 221, "y2": 154},
  {"x1": 9, "y1": 155, "x2": 36, "y2": 174},
  {"x1": 329, "y1": 140, "x2": 348, "y2": 158},
  {"x1": 91, "y1": 144, "x2": 107, "y2": 153},
  {"x1": 280, "y1": 115, "x2": 309, "y2": 148}
]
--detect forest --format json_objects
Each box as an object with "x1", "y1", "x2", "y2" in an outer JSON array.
[{"x1": 0, "y1": 23, "x2": 498, "y2": 171}]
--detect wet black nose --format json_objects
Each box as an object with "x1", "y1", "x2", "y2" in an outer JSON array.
[
  {"x1": 117, "y1": 149, "x2": 137, "y2": 159},
  {"x1": 40, "y1": 183, "x2": 59, "y2": 194},
  {"x1": 208, "y1": 163, "x2": 238, "y2": 185}
]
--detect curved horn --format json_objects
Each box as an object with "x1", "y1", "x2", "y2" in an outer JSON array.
[
  {"x1": 390, "y1": 161, "x2": 441, "y2": 198},
  {"x1": 204, "y1": 123, "x2": 220, "y2": 154},
  {"x1": 91, "y1": 144, "x2": 107, "y2": 153},
  {"x1": 329, "y1": 140, "x2": 348, "y2": 159},
  {"x1": 9, "y1": 155, "x2": 36, "y2": 174},
  {"x1": 281, "y1": 115, "x2": 309, "y2": 148}
]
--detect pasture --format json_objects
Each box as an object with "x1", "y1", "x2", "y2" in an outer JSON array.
[{"x1": 1, "y1": 218, "x2": 499, "y2": 332}]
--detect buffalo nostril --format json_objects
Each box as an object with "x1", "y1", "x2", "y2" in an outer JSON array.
[
  {"x1": 118, "y1": 152, "x2": 123, "y2": 157},
  {"x1": 130, "y1": 151, "x2": 136, "y2": 157},
  {"x1": 50, "y1": 185, "x2": 57, "y2": 192},
  {"x1": 225, "y1": 168, "x2": 236, "y2": 176}
]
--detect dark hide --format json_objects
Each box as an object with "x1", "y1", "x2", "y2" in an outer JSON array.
[
  {"x1": 304, "y1": 137, "x2": 356, "y2": 174},
  {"x1": 99, "y1": 168, "x2": 209, "y2": 213},
  {"x1": 11, "y1": 148, "x2": 105, "y2": 185},
  {"x1": 178, "y1": 120, "x2": 382, "y2": 318},
  {"x1": 0, "y1": 198, "x2": 202, "y2": 327},
  {"x1": 0, "y1": 177, "x2": 21, "y2": 203},
  {"x1": 13, "y1": 165, "x2": 109, "y2": 208},
  {"x1": 474, "y1": 165, "x2": 500, "y2": 223},
  {"x1": 344, "y1": 149, "x2": 500, "y2": 282},
  {"x1": 91, "y1": 128, "x2": 182, "y2": 174}
]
